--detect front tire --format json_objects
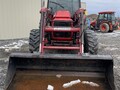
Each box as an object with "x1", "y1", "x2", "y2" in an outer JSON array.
[
  {"x1": 84, "y1": 30, "x2": 98, "y2": 54},
  {"x1": 29, "y1": 29, "x2": 40, "y2": 53}
]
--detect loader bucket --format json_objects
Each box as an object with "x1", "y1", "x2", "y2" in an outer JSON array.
[{"x1": 5, "y1": 53, "x2": 115, "y2": 90}]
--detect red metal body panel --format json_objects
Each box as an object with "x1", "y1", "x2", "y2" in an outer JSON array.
[
  {"x1": 53, "y1": 10, "x2": 72, "y2": 21},
  {"x1": 99, "y1": 11, "x2": 115, "y2": 14},
  {"x1": 43, "y1": 46, "x2": 80, "y2": 50},
  {"x1": 45, "y1": 27, "x2": 80, "y2": 32},
  {"x1": 53, "y1": 18, "x2": 72, "y2": 21},
  {"x1": 54, "y1": 10, "x2": 71, "y2": 18},
  {"x1": 109, "y1": 23, "x2": 113, "y2": 30},
  {"x1": 45, "y1": 27, "x2": 80, "y2": 41},
  {"x1": 90, "y1": 20, "x2": 96, "y2": 27},
  {"x1": 51, "y1": 38, "x2": 72, "y2": 41}
]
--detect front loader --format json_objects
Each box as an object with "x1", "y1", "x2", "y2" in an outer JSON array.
[{"x1": 5, "y1": 0, "x2": 115, "y2": 90}]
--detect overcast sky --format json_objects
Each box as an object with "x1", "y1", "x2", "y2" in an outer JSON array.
[{"x1": 82, "y1": 0, "x2": 120, "y2": 16}]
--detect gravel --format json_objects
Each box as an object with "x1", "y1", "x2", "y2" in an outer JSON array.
[
  {"x1": 0, "y1": 30, "x2": 120, "y2": 90},
  {"x1": 97, "y1": 30, "x2": 120, "y2": 90},
  {"x1": 0, "y1": 39, "x2": 29, "y2": 90},
  {"x1": 0, "y1": 58, "x2": 8, "y2": 90}
]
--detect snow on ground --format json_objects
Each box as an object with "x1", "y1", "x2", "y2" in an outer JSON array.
[
  {"x1": 0, "y1": 58, "x2": 8, "y2": 90},
  {"x1": 96, "y1": 30, "x2": 120, "y2": 38},
  {"x1": 0, "y1": 39, "x2": 29, "y2": 90},
  {"x1": 0, "y1": 40, "x2": 28, "y2": 53}
]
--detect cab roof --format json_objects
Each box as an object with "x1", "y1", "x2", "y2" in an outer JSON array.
[{"x1": 99, "y1": 11, "x2": 115, "y2": 14}]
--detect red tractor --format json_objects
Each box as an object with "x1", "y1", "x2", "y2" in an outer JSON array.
[
  {"x1": 29, "y1": 0, "x2": 98, "y2": 54},
  {"x1": 5, "y1": 0, "x2": 115, "y2": 90},
  {"x1": 90, "y1": 11, "x2": 117, "y2": 33}
]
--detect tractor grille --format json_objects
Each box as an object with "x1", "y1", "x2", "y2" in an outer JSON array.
[{"x1": 53, "y1": 32, "x2": 71, "y2": 38}]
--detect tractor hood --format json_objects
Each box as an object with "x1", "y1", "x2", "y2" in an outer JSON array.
[{"x1": 53, "y1": 10, "x2": 72, "y2": 21}]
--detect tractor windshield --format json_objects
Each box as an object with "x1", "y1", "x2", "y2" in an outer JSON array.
[
  {"x1": 98, "y1": 13, "x2": 115, "y2": 21},
  {"x1": 108, "y1": 13, "x2": 115, "y2": 20},
  {"x1": 48, "y1": 0, "x2": 80, "y2": 16}
]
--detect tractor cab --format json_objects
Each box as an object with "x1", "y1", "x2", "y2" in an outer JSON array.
[
  {"x1": 98, "y1": 11, "x2": 115, "y2": 21},
  {"x1": 97, "y1": 11, "x2": 116, "y2": 28},
  {"x1": 46, "y1": 0, "x2": 82, "y2": 27},
  {"x1": 48, "y1": 0, "x2": 81, "y2": 16}
]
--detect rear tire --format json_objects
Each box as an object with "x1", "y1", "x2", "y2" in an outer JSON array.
[
  {"x1": 84, "y1": 30, "x2": 98, "y2": 54},
  {"x1": 29, "y1": 29, "x2": 40, "y2": 53},
  {"x1": 100, "y1": 23, "x2": 109, "y2": 33}
]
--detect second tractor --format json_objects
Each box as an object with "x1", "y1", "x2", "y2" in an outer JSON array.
[{"x1": 90, "y1": 11, "x2": 117, "y2": 33}]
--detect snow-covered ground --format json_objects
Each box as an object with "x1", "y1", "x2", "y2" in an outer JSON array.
[
  {"x1": 97, "y1": 30, "x2": 120, "y2": 90},
  {"x1": 0, "y1": 40, "x2": 28, "y2": 53},
  {"x1": 0, "y1": 39, "x2": 29, "y2": 90}
]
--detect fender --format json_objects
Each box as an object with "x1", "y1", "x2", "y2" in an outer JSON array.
[
  {"x1": 109, "y1": 23, "x2": 113, "y2": 30},
  {"x1": 90, "y1": 20, "x2": 96, "y2": 27}
]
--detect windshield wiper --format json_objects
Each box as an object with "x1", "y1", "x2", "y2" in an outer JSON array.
[{"x1": 49, "y1": 1, "x2": 64, "y2": 9}]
